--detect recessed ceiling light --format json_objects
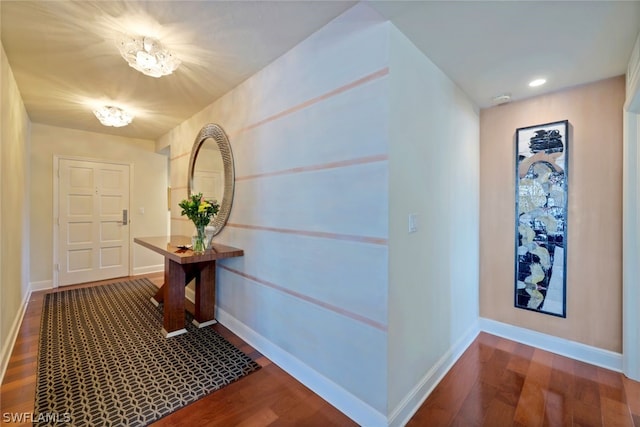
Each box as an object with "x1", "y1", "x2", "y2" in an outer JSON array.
[{"x1": 529, "y1": 78, "x2": 547, "y2": 88}]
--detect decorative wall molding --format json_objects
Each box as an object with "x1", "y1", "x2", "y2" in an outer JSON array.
[
  {"x1": 238, "y1": 67, "x2": 390, "y2": 135},
  {"x1": 479, "y1": 317, "x2": 623, "y2": 372},
  {"x1": 389, "y1": 322, "x2": 480, "y2": 427},
  {"x1": 219, "y1": 264, "x2": 387, "y2": 331},
  {"x1": 235, "y1": 154, "x2": 388, "y2": 182},
  {"x1": 225, "y1": 223, "x2": 388, "y2": 246}
]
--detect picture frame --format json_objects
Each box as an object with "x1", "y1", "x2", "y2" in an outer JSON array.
[{"x1": 514, "y1": 120, "x2": 568, "y2": 317}]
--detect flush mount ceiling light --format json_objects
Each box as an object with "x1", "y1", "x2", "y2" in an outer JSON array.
[
  {"x1": 93, "y1": 105, "x2": 134, "y2": 127},
  {"x1": 528, "y1": 78, "x2": 547, "y2": 88},
  {"x1": 117, "y1": 34, "x2": 180, "y2": 78}
]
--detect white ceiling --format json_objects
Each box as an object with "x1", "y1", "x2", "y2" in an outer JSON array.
[
  {"x1": 371, "y1": 0, "x2": 640, "y2": 108},
  {"x1": 1, "y1": 1, "x2": 639, "y2": 141}
]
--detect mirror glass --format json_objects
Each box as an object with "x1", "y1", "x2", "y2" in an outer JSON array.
[
  {"x1": 188, "y1": 123, "x2": 235, "y2": 238},
  {"x1": 193, "y1": 139, "x2": 224, "y2": 202}
]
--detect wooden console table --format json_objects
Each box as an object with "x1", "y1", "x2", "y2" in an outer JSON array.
[{"x1": 134, "y1": 235, "x2": 244, "y2": 338}]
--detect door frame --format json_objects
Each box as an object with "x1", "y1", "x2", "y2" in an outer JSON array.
[
  {"x1": 52, "y1": 155, "x2": 134, "y2": 288},
  {"x1": 623, "y1": 33, "x2": 640, "y2": 381},
  {"x1": 623, "y1": 111, "x2": 639, "y2": 381}
]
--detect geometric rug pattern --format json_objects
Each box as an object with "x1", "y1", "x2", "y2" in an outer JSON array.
[{"x1": 34, "y1": 278, "x2": 260, "y2": 426}]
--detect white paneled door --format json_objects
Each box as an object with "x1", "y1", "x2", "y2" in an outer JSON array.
[{"x1": 57, "y1": 158, "x2": 130, "y2": 286}]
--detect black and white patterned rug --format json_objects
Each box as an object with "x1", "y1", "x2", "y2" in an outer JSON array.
[{"x1": 34, "y1": 278, "x2": 260, "y2": 426}]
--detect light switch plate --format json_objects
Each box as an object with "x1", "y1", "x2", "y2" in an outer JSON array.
[{"x1": 409, "y1": 213, "x2": 418, "y2": 233}]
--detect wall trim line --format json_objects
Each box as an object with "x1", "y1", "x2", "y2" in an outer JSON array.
[
  {"x1": 239, "y1": 67, "x2": 390, "y2": 134},
  {"x1": 235, "y1": 154, "x2": 388, "y2": 182},
  {"x1": 171, "y1": 67, "x2": 391, "y2": 161},
  {"x1": 219, "y1": 264, "x2": 387, "y2": 331},
  {"x1": 225, "y1": 223, "x2": 388, "y2": 245}
]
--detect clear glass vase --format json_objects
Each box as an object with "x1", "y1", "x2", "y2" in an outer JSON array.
[{"x1": 192, "y1": 224, "x2": 206, "y2": 254}]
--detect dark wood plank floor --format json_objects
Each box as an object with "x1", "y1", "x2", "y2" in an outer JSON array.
[{"x1": 1, "y1": 274, "x2": 639, "y2": 426}]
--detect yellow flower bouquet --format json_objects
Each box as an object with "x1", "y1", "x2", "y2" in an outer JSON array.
[{"x1": 178, "y1": 193, "x2": 220, "y2": 253}]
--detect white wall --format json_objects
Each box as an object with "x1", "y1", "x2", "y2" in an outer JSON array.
[
  {"x1": 158, "y1": 4, "x2": 391, "y2": 425},
  {"x1": 29, "y1": 124, "x2": 168, "y2": 286},
  {"x1": 0, "y1": 42, "x2": 31, "y2": 379},
  {"x1": 158, "y1": 5, "x2": 482, "y2": 425},
  {"x1": 386, "y1": 26, "x2": 480, "y2": 423}
]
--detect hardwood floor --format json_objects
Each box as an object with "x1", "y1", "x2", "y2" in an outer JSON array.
[
  {"x1": 408, "y1": 332, "x2": 640, "y2": 427},
  {"x1": 2, "y1": 274, "x2": 639, "y2": 426}
]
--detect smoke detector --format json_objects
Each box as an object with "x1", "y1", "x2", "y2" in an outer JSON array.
[{"x1": 491, "y1": 93, "x2": 512, "y2": 105}]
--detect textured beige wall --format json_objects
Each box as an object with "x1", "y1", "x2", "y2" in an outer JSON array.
[
  {"x1": 480, "y1": 76, "x2": 625, "y2": 352},
  {"x1": 1, "y1": 42, "x2": 30, "y2": 367},
  {"x1": 29, "y1": 124, "x2": 168, "y2": 284}
]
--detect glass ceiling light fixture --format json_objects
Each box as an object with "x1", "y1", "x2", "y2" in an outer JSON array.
[
  {"x1": 117, "y1": 34, "x2": 180, "y2": 78},
  {"x1": 93, "y1": 105, "x2": 134, "y2": 127}
]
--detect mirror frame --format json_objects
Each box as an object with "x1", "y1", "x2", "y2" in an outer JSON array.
[{"x1": 187, "y1": 123, "x2": 235, "y2": 237}]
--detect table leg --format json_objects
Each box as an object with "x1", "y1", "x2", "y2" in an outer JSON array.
[
  {"x1": 151, "y1": 265, "x2": 195, "y2": 306},
  {"x1": 150, "y1": 284, "x2": 164, "y2": 306},
  {"x1": 162, "y1": 258, "x2": 188, "y2": 338},
  {"x1": 193, "y1": 260, "x2": 217, "y2": 328}
]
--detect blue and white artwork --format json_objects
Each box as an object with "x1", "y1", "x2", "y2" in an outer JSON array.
[{"x1": 515, "y1": 120, "x2": 568, "y2": 317}]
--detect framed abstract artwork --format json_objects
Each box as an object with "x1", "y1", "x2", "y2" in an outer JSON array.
[{"x1": 515, "y1": 120, "x2": 568, "y2": 317}]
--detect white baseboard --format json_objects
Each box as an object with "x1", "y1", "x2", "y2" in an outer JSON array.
[
  {"x1": 479, "y1": 317, "x2": 623, "y2": 372},
  {"x1": 29, "y1": 279, "x2": 53, "y2": 292},
  {"x1": 185, "y1": 286, "x2": 195, "y2": 303},
  {"x1": 389, "y1": 322, "x2": 480, "y2": 427},
  {"x1": 3, "y1": 281, "x2": 622, "y2": 425},
  {"x1": 216, "y1": 307, "x2": 388, "y2": 427},
  {"x1": 132, "y1": 264, "x2": 164, "y2": 276},
  {"x1": 28, "y1": 269, "x2": 163, "y2": 292},
  {"x1": 0, "y1": 288, "x2": 31, "y2": 384}
]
